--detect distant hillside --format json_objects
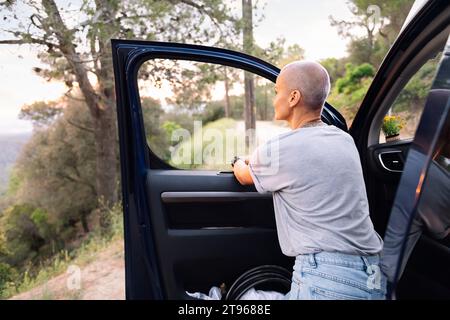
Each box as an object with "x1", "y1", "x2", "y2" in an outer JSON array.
[{"x1": 0, "y1": 132, "x2": 31, "y2": 193}]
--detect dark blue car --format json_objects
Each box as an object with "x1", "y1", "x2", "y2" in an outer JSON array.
[{"x1": 112, "y1": 0, "x2": 450, "y2": 299}]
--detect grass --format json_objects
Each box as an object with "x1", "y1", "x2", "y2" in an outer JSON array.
[
  {"x1": 170, "y1": 117, "x2": 245, "y2": 170},
  {"x1": 1, "y1": 203, "x2": 124, "y2": 300}
]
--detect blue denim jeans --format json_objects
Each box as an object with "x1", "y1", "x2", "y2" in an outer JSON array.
[{"x1": 284, "y1": 252, "x2": 387, "y2": 300}]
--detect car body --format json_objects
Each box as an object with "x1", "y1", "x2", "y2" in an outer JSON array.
[{"x1": 112, "y1": 0, "x2": 450, "y2": 299}]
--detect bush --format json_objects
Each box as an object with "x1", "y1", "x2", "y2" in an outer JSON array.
[
  {"x1": 0, "y1": 262, "x2": 17, "y2": 297},
  {"x1": 162, "y1": 121, "x2": 183, "y2": 145},
  {"x1": 201, "y1": 102, "x2": 225, "y2": 124},
  {"x1": 13, "y1": 97, "x2": 98, "y2": 238},
  {"x1": 336, "y1": 63, "x2": 375, "y2": 94},
  {"x1": 0, "y1": 204, "x2": 59, "y2": 267},
  {"x1": 328, "y1": 63, "x2": 375, "y2": 124},
  {"x1": 169, "y1": 118, "x2": 237, "y2": 170}
]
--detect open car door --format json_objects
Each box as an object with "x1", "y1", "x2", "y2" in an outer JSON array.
[
  {"x1": 111, "y1": 40, "x2": 347, "y2": 299},
  {"x1": 348, "y1": 0, "x2": 449, "y2": 299},
  {"x1": 381, "y1": 35, "x2": 450, "y2": 299}
]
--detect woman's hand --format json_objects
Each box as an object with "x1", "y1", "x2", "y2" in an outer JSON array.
[{"x1": 232, "y1": 157, "x2": 254, "y2": 185}]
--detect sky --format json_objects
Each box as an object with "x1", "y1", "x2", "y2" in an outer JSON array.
[
  {"x1": 0, "y1": 0, "x2": 367, "y2": 135},
  {"x1": 253, "y1": 0, "x2": 361, "y2": 59}
]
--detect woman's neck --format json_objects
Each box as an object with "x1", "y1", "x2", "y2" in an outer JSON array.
[{"x1": 289, "y1": 114, "x2": 322, "y2": 130}]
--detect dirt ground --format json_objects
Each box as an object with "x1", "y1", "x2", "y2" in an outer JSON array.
[{"x1": 10, "y1": 240, "x2": 125, "y2": 300}]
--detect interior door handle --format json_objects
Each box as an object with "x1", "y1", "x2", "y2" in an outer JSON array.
[{"x1": 217, "y1": 171, "x2": 234, "y2": 175}]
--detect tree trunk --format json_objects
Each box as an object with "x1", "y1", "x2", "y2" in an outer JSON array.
[
  {"x1": 94, "y1": 106, "x2": 118, "y2": 203},
  {"x1": 224, "y1": 67, "x2": 231, "y2": 118},
  {"x1": 42, "y1": 0, "x2": 118, "y2": 235},
  {"x1": 91, "y1": 101, "x2": 117, "y2": 235},
  {"x1": 367, "y1": 30, "x2": 373, "y2": 64},
  {"x1": 94, "y1": 1, "x2": 119, "y2": 233},
  {"x1": 244, "y1": 74, "x2": 256, "y2": 132},
  {"x1": 95, "y1": 3, "x2": 118, "y2": 206},
  {"x1": 242, "y1": 0, "x2": 256, "y2": 151}
]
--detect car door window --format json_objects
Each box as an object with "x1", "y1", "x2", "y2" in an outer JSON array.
[
  {"x1": 138, "y1": 59, "x2": 290, "y2": 170},
  {"x1": 378, "y1": 53, "x2": 442, "y2": 143}
]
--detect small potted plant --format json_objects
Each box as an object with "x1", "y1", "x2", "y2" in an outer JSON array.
[{"x1": 382, "y1": 115, "x2": 404, "y2": 142}]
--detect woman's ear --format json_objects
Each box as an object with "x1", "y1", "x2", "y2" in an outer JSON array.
[{"x1": 289, "y1": 89, "x2": 301, "y2": 107}]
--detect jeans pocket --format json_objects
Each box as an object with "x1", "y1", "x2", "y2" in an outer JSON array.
[{"x1": 310, "y1": 286, "x2": 368, "y2": 300}]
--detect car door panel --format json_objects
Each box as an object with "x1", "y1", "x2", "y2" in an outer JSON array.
[
  {"x1": 366, "y1": 141, "x2": 411, "y2": 237},
  {"x1": 145, "y1": 169, "x2": 291, "y2": 298},
  {"x1": 398, "y1": 234, "x2": 450, "y2": 299}
]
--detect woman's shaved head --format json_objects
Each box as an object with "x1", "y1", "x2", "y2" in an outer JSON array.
[{"x1": 279, "y1": 61, "x2": 330, "y2": 111}]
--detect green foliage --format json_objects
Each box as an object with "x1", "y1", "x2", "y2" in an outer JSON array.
[
  {"x1": 352, "y1": 0, "x2": 415, "y2": 39},
  {"x1": 0, "y1": 262, "x2": 17, "y2": 296},
  {"x1": 168, "y1": 66, "x2": 215, "y2": 111},
  {"x1": 141, "y1": 96, "x2": 171, "y2": 161},
  {"x1": 255, "y1": 38, "x2": 305, "y2": 67},
  {"x1": 229, "y1": 95, "x2": 245, "y2": 119},
  {"x1": 3, "y1": 0, "x2": 240, "y2": 86},
  {"x1": 162, "y1": 121, "x2": 183, "y2": 142},
  {"x1": 391, "y1": 56, "x2": 440, "y2": 113},
  {"x1": 336, "y1": 63, "x2": 375, "y2": 94},
  {"x1": 170, "y1": 118, "x2": 237, "y2": 170},
  {"x1": 331, "y1": 0, "x2": 415, "y2": 69},
  {"x1": 142, "y1": 74, "x2": 277, "y2": 165},
  {"x1": 0, "y1": 96, "x2": 101, "y2": 276},
  {"x1": 325, "y1": 0, "x2": 422, "y2": 126},
  {"x1": 320, "y1": 57, "x2": 347, "y2": 86},
  {"x1": 255, "y1": 37, "x2": 286, "y2": 66},
  {"x1": 14, "y1": 98, "x2": 97, "y2": 236},
  {"x1": 155, "y1": 62, "x2": 237, "y2": 115},
  {"x1": 346, "y1": 36, "x2": 384, "y2": 67},
  {"x1": 0, "y1": 203, "x2": 123, "y2": 299},
  {"x1": 2, "y1": 0, "x2": 243, "y2": 220},
  {"x1": 19, "y1": 101, "x2": 63, "y2": 127},
  {"x1": 255, "y1": 82, "x2": 275, "y2": 121},
  {"x1": 348, "y1": 63, "x2": 375, "y2": 82},
  {"x1": 278, "y1": 44, "x2": 305, "y2": 67},
  {"x1": 201, "y1": 102, "x2": 226, "y2": 124},
  {"x1": 328, "y1": 63, "x2": 375, "y2": 123},
  {"x1": 0, "y1": 204, "x2": 58, "y2": 267}
]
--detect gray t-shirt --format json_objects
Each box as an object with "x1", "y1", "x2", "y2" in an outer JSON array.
[{"x1": 248, "y1": 124, "x2": 383, "y2": 257}]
